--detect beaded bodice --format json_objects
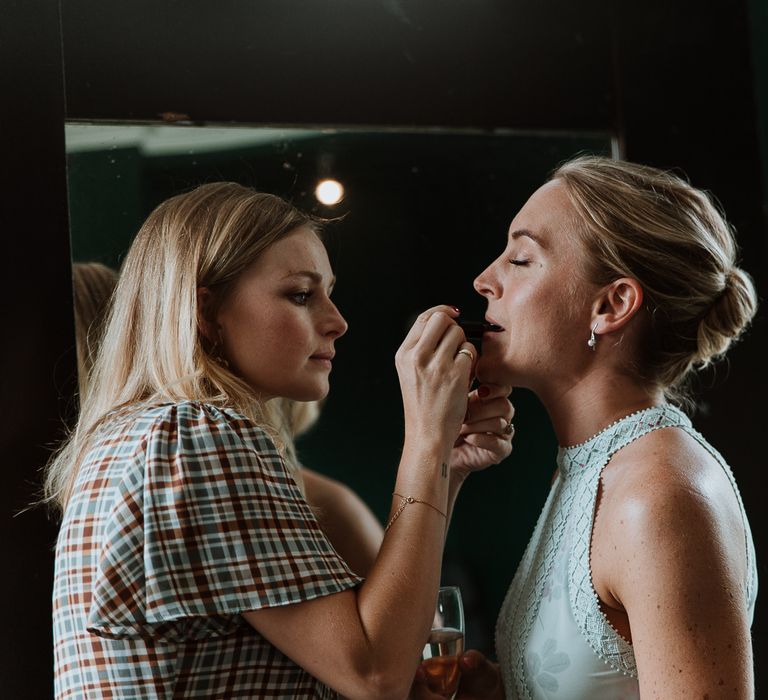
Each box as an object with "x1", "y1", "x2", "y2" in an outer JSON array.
[{"x1": 495, "y1": 405, "x2": 757, "y2": 700}]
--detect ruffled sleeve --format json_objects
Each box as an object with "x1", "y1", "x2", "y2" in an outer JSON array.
[{"x1": 86, "y1": 402, "x2": 362, "y2": 641}]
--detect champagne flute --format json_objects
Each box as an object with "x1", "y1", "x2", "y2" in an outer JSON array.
[{"x1": 421, "y1": 586, "x2": 465, "y2": 699}]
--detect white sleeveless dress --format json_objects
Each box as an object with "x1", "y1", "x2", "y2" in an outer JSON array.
[{"x1": 495, "y1": 405, "x2": 758, "y2": 699}]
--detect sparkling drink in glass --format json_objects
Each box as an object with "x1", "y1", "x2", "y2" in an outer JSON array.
[{"x1": 421, "y1": 586, "x2": 465, "y2": 699}]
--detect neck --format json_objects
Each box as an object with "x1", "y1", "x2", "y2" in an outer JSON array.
[{"x1": 536, "y1": 370, "x2": 664, "y2": 448}]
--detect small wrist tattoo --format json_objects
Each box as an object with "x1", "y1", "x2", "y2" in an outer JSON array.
[{"x1": 441, "y1": 462, "x2": 448, "y2": 478}]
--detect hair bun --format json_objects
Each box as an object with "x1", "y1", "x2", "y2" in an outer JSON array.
[{"x1": 695, "y1": 266, "x2": 757, "y2": 366}]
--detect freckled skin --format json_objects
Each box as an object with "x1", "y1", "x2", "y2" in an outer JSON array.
[
  {"x1": 590, "y1": 428, "x2": 753, "y2": 697},
  {"x1": 473, "y1": 180, "x2": 754, "y2": 698},
  {"x1": 213, "y1": 227, "x2": 347, "y2": 401}
]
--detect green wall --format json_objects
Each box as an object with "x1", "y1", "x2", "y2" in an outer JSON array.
[{"x1": 66, "y1": 126, "x2": 612, "y2": 653}]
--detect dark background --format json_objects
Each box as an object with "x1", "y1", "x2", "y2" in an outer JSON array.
[{"x1": 2, "y1": 0, "x2": 766, "y2": 696}]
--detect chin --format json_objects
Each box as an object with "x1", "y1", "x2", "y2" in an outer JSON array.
[
  {"x1": 255, "y1": 376, "x2": 330, "y2": 403},
  {"x1": 288, "y1": 381, "x2": 330, "y2": 403},
  {"x1": 475, "y1": 358, "x2": 509, "y2": 386}
]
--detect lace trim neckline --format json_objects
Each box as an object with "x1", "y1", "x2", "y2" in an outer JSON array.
[
  {"x1": 557, "y1": 404, "x2": 690, "y2": 466},
  {"x1": 560, "y1": 404, "x2": 681, "y2": 450}
]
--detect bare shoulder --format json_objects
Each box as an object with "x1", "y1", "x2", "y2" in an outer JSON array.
[
  {"x1": 591, "y1": 428, "x2": 754, "y2": 696},
  {"x1": 595, "y1": 426, "x2": 748, "y2": 596},
  {"x1": 602, "y1": 426, "x2": 743, "y2": 526},
  {"x1": 301, "y1": 467, "x2": 383, "y2": 577},
  {"x1": 302, "y1": 467, "x2": 357, "y2": 508},
  {"x1": 302, "y1": 467, "x2": 380, "y2": 529},
  {"x1": 302, "y1": 467, "x2": 382, "y2": 532}
]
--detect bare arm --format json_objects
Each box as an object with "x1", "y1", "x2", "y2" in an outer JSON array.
[
  {"x1": 246, "y1": 448, "x2": 451, "y2": 700},
  {"x1": 302, "y1": 467, "x2": 384, "y2": 577},
  {"x1": 243, "y1": 306, "x2": 475, "y2": 700},
  {"x1": 300, "y1": 380, "x2": 515, "y2": 580},
  {"x1": 607, "y1": 458, "x2": 753, "y2": 698}
]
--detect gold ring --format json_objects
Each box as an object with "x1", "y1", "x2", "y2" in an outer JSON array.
[{"x1": 456, "y1": 348, "x2": 474, "y2": 362}]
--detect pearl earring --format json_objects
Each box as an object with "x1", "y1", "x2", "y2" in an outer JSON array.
[{"x1": 587, "y1": 322, "x2": 598, "y2": 350}]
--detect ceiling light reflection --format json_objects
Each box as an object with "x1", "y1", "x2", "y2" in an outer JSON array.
[{"x1": 315, "y1": 179, "x2": 344, "y2": 206}]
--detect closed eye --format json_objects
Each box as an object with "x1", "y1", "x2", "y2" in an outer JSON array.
[{"x1": 508, "y1": 258, "x2": 531, "y2": 266}]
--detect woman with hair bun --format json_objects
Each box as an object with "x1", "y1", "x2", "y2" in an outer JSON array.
[
  {"x1": 413, "y1": 156, "x2": 758, "y2": 699},
  {"x1": 49, "y1": 182, "x2": 514, "y2": 699}
]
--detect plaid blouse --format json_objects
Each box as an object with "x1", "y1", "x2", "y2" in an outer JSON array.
[{"x1": 53, "y1": 402, "x2": 362, "y2": 698}]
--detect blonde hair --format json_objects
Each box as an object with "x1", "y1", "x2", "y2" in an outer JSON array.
[
  {"x1": 72, "y1": 262, "x2": 119, "y2": 399},
  {"x1": 280, "y1": 399, "x2": 322, "y2": 438},
  {"x1": 553, "y1": 155, "x2": 758, "y2": 403},
  {"x1": 269, "y1": 398, "x2": 322, "y2": 473},
  {"x1": 45, "y1": 182, "x2": 319, "y2": 514}
]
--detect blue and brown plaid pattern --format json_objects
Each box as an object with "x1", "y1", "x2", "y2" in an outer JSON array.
[{"x1": 53, "y1": 402, "x2": 362, "y2": 698}]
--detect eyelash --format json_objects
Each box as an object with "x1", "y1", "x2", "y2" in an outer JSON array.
[
  {"x1": 508, "y1": 258, "x2": 531, "y2": 267},
  {"x1": 289, "y1": 290, "x2": 313, "y2": 305}
]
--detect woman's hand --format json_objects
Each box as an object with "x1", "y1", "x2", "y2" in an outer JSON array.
[
  {"x1": 410, "y1": 650, "x2": 506, "y2": 700},
  {"x1": 450, "y1": 383, "x2": 514, "y2": 479},
  {"x1": 395, "y1": 305, "x2": 475, "y2": 449}
]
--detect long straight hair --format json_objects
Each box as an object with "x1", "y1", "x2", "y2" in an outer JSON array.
[{"x1": 45, "y1": 183, "x2": 318, "y2": 515}]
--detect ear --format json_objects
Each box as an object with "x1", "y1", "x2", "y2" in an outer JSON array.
[
  {"x1": 196, "y1": 286, "x2": 220, "y2": 344},
  {"x1": 590, "y1": 277, "x2": 644, "y2": 337}
]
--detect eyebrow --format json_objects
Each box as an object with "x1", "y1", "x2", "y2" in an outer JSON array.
[
  {"x1": 282, "y1": 270, "x2": 336, "y2": 288},
  {"x1": 509, "y1": 228, "x2": 547, "y2": 248}
]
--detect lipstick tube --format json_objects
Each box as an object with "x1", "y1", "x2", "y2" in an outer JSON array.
[{"x1": 456, "y1": 320, "x2": 503, "y2": 336}]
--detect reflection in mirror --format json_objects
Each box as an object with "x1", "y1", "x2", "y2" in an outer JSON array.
[{"x1": 65, "y1": 122, "x2": 614, "y2": 654}]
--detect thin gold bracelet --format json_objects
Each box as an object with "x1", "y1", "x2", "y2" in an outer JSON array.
[{"x1": 384, "y1": 492, "x2": 448, "y2": 532}]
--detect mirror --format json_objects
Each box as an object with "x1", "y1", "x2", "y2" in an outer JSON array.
[{"x1": 65, "y1": 122, "x2": 615, "y2": 652}]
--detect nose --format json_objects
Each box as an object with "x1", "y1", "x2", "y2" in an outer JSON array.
[
  {"x1": 323, "y1": 299, "x2": 348, "y2": 339},
  {"x1": 473, "y1": 258, "x2": 501, "y2": 299}
]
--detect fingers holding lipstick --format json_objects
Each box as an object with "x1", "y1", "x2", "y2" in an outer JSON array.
[
  {"x1": 395, "y1": 305, "x2": 478, "y2": 442},
  {"x1": 399, "y1": 305, "x2": 460, "y2": 351}
]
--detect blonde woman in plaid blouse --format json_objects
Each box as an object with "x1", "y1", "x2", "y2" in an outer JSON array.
[
  {"x1": 72, "y1": 264, "x2": 384, "y2": 580},
  {"x1": 47, "y1": 183, "x2": 515, "y2": 699}
]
